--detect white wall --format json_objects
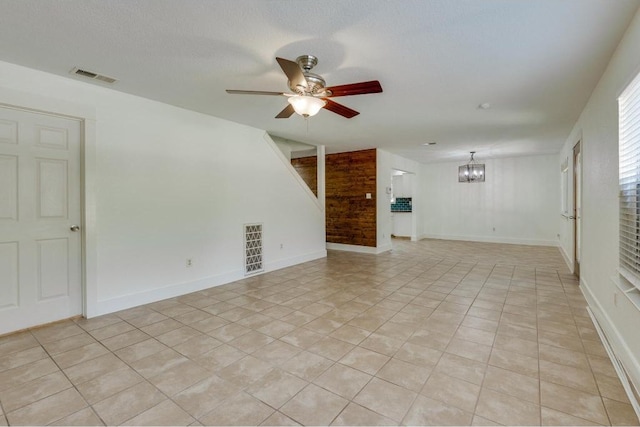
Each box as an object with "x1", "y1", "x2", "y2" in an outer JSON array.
[
  {"x1": 0, "y1": 60, "x2": 326, "y2": 318},
  {"x1": 559, "y1": 7, "x2": 640, "y2": 394},
  {"x1": 420, "y1": 154, "x2": 560, "y2": 246}
]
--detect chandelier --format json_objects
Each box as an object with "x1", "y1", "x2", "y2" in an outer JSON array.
[{"x1": 458, "y1": 151, "x2": 485, "y2": 183}]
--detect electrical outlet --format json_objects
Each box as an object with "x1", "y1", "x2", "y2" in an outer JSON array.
[
  {"x1": 280, "y1": 243, "x2": 283, "y2": 249},
  {"x1": 186, "y1": 258, "x2": 193, "y2": 267}
]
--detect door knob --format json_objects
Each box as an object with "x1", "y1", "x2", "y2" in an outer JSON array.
[{"x1": 70, "y1": 225, "x2": 80, "y2": 232}]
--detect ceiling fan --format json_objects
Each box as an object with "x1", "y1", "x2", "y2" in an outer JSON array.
[{"x1": 226, "y1": 55, "x2": 382, "y2": 119}]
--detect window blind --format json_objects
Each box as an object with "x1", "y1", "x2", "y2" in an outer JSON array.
[{"x1": 619, "y1": 70, "x2": 640, "y2": 291}]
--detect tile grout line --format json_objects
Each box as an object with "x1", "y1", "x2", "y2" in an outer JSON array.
[
  {"x1": 1, "y1": 240, "x2": 634, "y2": 426},
  {"x1": 19, "y1": 328, "x2": 103, "y2": 426},
  {"x1": 468, "y1": 262, "x2": 500, "y2": 424},
  {"x1": 536, "y1": 266, "x2": 543, "y2": 426},
  {"x1": 80, "y1": 314, "x2": 215, "y2": 426}
]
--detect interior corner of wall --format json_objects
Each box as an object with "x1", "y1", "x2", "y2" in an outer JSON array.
[
  {"x1": 559, "y1": 243, "x2": 574, "y2": 273},
  {"x1": 376, "y1": 243, "x2": 392, "y2": 254}
]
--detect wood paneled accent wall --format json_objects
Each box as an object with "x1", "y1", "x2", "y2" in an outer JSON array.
[
  {"x1": 326, "y1": 149, "x2": 377, "y2": 247},
  {"x1": 290, "y1": 156, "x2": 317, "y2": 196}
]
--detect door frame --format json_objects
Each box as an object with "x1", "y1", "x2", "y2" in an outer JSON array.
[
  {"x1": 573, "y1": 140, "x2": 582, "y2": 278},
  {"x1": 0, "y1": 86, "x2": 97, "y2": 320}
]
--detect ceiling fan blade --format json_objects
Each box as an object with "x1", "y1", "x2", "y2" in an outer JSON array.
[
  {"x1": 275, "y1": 104, "x2": 295, "y2": 119},
  {"x1": 323, "y1": 99, "x2": 359, "y2": 118},
  {"x1": 325, "y1": 80, "x2": 383, "y2": 97},
  {"x1": 226, "y1": 90, "x2": 286, "y2": 96},
  {"x1": 276, "y1": 57, "x2": 307, "y2": 89}
]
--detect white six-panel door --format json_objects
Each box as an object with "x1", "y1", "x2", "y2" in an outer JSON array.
[{"x1": 0, "y1": 106, "x2": 82, "y2": 335}]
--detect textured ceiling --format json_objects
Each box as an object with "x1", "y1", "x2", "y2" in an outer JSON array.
[{"x1": 0, "y1": 0, "x2": 638, "y2": 162}]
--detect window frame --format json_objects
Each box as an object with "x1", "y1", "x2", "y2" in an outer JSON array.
[{"x1": 617, "y1": 68, "x2": 640, "y2": 309}]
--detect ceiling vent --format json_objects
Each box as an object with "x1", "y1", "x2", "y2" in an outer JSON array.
[{"x1": 70, "y1": 67, "x2": 117, "y2": 84}]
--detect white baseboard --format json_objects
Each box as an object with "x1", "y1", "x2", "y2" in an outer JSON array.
[
  {"x1": 421, "y1": 233, "x2": 558, "y2": 247},
  {"x1": 264, "y1": 250, "x2": 327, "y2": 272},
  {"x1": 559, "y1": 243, "x2": 574, "y2": 272},
  {"x1": 90, "y1": 250, "x2": 327, "y2": 318},
  {"x1": 91, "y1": 270, "x2": 243, "y2": 317},
  {"x1": 326, "y1": 242, "x2": 390, "y2": 254},
  {"x1": 376, "y1": 243, "x2": 393, "y2": 253},
  {"x1": 581, "y1": 279, "x2": 640, "y2": 418}
]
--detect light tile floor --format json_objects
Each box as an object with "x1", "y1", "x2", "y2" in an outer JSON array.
[{"x1": 1, "y1": 239, "x2": 639, "y2": 426}]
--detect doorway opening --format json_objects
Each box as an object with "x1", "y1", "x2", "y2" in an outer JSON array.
[
  {"x1": 390, "y1": 169, "x2": 416, "y2": 241},
  {"x1": 573, "y1": 140, "x2": 582, "y2": 278}
]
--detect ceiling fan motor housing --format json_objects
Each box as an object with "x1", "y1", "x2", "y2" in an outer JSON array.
[
  {"x1": 296, "y1": 55, "x2": 318, "y2": 72},
  {"x1": 291, "y1": 55, "x2": 330, "y2": 96},
  {"x1": 298, "y1": 72, "x2": 327, "y2": 94}
]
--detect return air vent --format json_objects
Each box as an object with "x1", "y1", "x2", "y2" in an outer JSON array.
[
  {"x1": 244, "y1": 223, "x2": 264, "y2": 276},
  {"x1": 70, "y1": 67, "x2": 117, "y2": 84}
]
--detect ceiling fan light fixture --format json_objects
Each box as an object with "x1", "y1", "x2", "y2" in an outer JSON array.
[{"x1": 287, "y1": 95, "x2": 326, "y2": 117}]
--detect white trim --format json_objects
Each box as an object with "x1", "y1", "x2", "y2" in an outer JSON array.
[
  {"x1": 559, "y1": 242, "x2": 574, "y2": 273},
  {"x1": 617, "y1": 70, "x2": 640, "y2": 290},
  {"x1": 327, "y1": 242, "x2": 391, "y2": 254},
  {"x1": 377, "y1": 243, "x2": 393, "y2": 253},
  {"x1": 420, "y1": 233, "x2": 558, "y2": 247},
  {"x1": 0, "y1": 86, "x2": 96, "y2": 120},
  {"x1": 94, "y1": 269, "x2": 245, "y2": 317},
  {"x1": 0, "y1": 87, "x2": 97, "y2": 321},
  {"x1": 587, "y1": 305, "x2": 640, "y2": 420},
  {"x1": 614, "y1": 271, "x2": 640, "y2": 311},
  {"x1": 317, "y1": 145, "x2": 326, "y2": 210},
  {"x1": 265, "y1": 250, "x2": 327, "y2": 271},
  {"x1": 94, "y1": 250, "x2": 327, "y2": 316},
  {"x1": 82, "y1": 119, "x2": 98, "y2": 318},
  {"x1": 581, "y1": 279, "x2": 640, "y2": 419}
]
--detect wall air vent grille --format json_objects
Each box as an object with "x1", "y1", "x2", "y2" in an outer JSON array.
[
  {"x1": 70, "y1": 67, "x2": 117, "y2": 84},
  {"x1": 244, "y1": 223, "x2": 264, "y2": 276}
]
